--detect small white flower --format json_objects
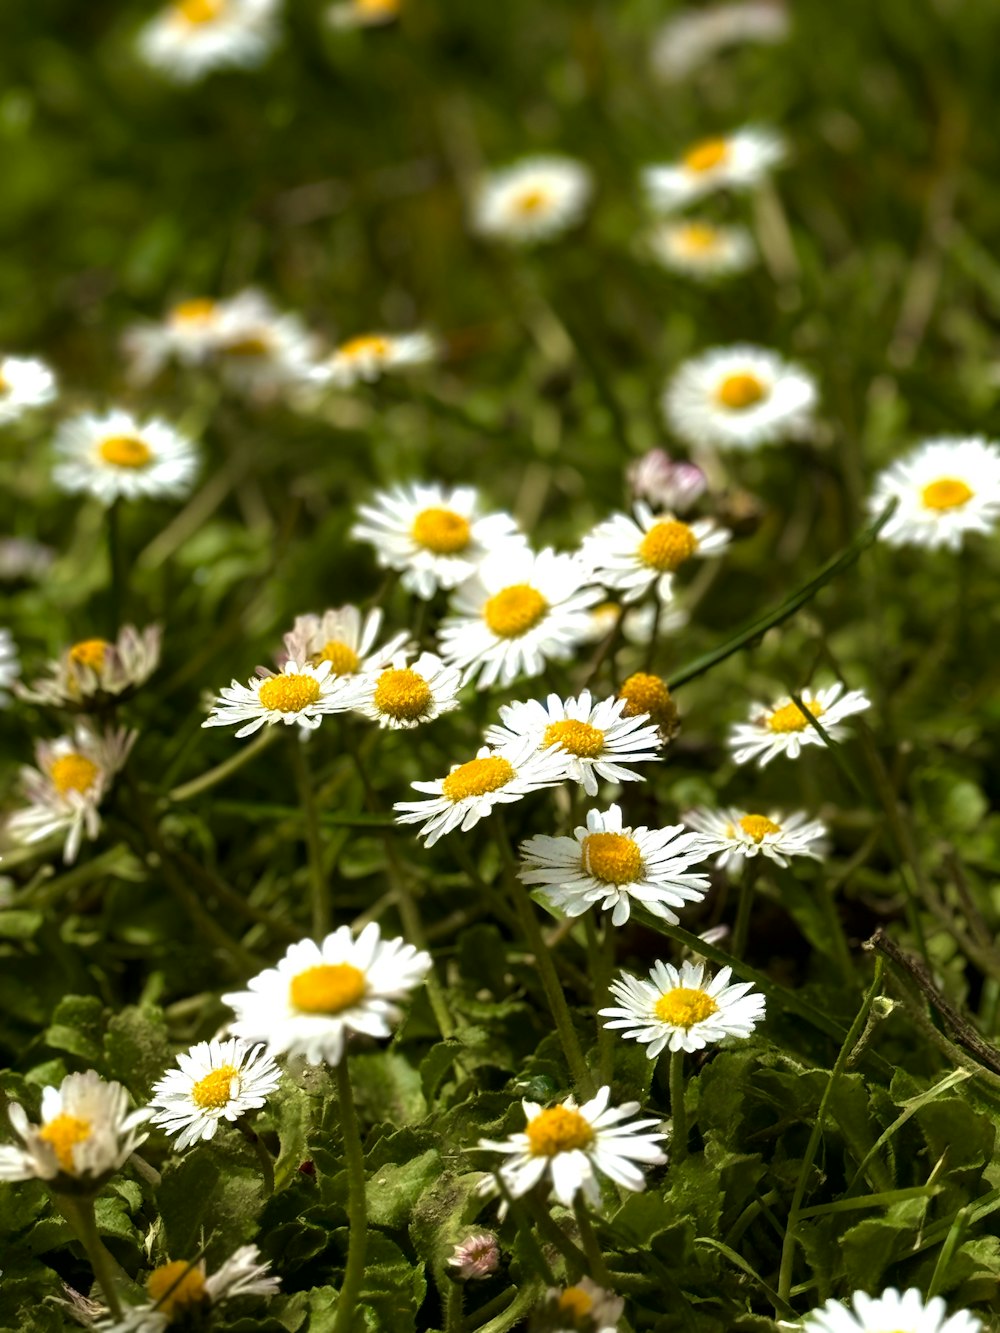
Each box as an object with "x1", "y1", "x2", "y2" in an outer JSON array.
[
  {"x1": 202, "y1": 659, "x2": 351, "y2": 738},
  {"x1": 646, "y1": 218, "x2": 756, "y2": 277},
  {"x1": 0, "y1": 628, "x2": 21, "y2": 706},
  {"x1": 582, "y1": 503, "x2": 730, "y2": 605},
  {"x1": 684, "y1": 807, "x2": 827, "y2": 869},
  {"x1": 223, "y1": 922, "x2": 431, "y2": 1065},
  {"x1": 643, "y1": 127, "x2": 785, "y2": 214},
  {"x1": 546, "y1": 1278, "x2": 625, "y2": 1333},
  {"x1": 519, "y1": 803, "x2": 709, "y2": 927},
  {"x1": 663, "y1": 344, "x2": 817, "y2": 450},
  {"x1": 802, "y1": 1288, "x2": 982, "y2": 1333},
  {"x1": 53, "y1": 411, "x2": 198, "y2": 504},
  {"x1": 212, "y1": 289, "x2": 318, "y2": 398},
  {"x1": 651, "y1": 3, "x2": 790, "y2": 83},
  {"x1": 280, "y1": 605, "x2": 411, "y2": 677},
  {"x1": 868, "y1": 437, "x2": 1000, "y2": 550},
  {"x1": 447, "y1": 1233, "x2": 500, "y2": 1281},
  {"x1": 627, "y1": 450, "x2": 707, "y2": 513},
  {"x1": 0, "y1": 355, "x2": 57, "y2": 422},
  {"x1": 328, "y1": 0, "x2": 400, "y2": 28},
  {"x1": 312, "y1": 331, "x2": 437, "y2": 388},
  {"x1": 342, "y1": 650, "x2": 462, "y2": 729},
  {"x1": 122, "y1": 297, "x2": 227, "y2": 383},
  {"x1": 0, "y1": 537, "x2": 54, "y2": 582},
  {"x1": 137, "y1": 0, "x2": 280, "y2": 83},
  {"x1": 600, "y1": 959, "x2": 766, "y2": 1056},
  {"x1": 98, "y1": 1245, "x2": 280, "y2": 1332},
  {"x1": 472, "y1": 157, "x2": 593, "y2": 245},
  {"x1": 729, "y1": 682, "x2": 871, "y2": 767},
  {"x1": 17, "y1": 625, "x2": 161, "y2": 709},
  {"x1": 148, "y1": 1038, "x2": 283, "y2": 1150}
]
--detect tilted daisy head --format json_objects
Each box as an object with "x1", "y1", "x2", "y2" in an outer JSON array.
[
  {"x1": 617, "y1": 671, "x2": 679, "y2": 739},
  {"x1": 868, "y1": 436, "x2": 1000, "y2": 550},
  {"x1": 100, "y1": 1244, "x2": 280, "y2": 1331},
  {"x1": 313, "y1": 331, "x2": 436, "y2": 387},
  {"x1": 729, "y1": 682, "x2": 871, "y2": 767},
  {"x1": 600, "y1": 959, "x2": 766, "y2": 1057},
  {"x1": 472, "y1": 156, "x2": 593, "y2": 245},
  {"x1": 663, "y1": 344, "x2": 817, "y2": 450},
  {"x1": 202, "y1": 658, "x2": 351, "y2": 738},
  {"x1": 281, "y1": 605, "x2": 411, "y2": 678},
  {"x1": 0, "y1": 354, "x2": 58, "y2": 422},
  {"x1": 802, "y1": 1288, "x2": 982, "y2": 1333},
  {"x1": 646, "y1": 218, "x2": 756, "y2": 278},
  {"x1": 542, "y1": 1277, "x2": 625, "y2": 1333},
  {"x1": 684, "y1": 806, "x2": 827, "y2": 869},
  {"x1": 137, "y1": 0, "x2": 280, "y2": 84},
  {"x1": 342, "y1": 650, "x2": 462, "y2": 730},
  {"x1": 148, "y1": 1038, "x2": 282, "y2": 1151},
  {"x1": 53, "y1": 411, "x2": 199, "y2": 505},
  {"x1": 582, "y1": 503, "x2": 730, "y2": 605},
  {"x1": 17, "y1": 624, "x2": 162, "y2": 709},
  {"x1": 643, "y1": 126, "x2": 785, "y2": 213},
  {"x1": 651, "y1": 2, "x2": 790, "y2": 83}
]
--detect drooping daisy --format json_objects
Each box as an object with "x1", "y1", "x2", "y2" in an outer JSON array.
[
  {"x1": 617, "y1": 672, "x2": 679, "y2": 740},
  {"x1": 520, "y1": 804, "x2": 709, "y2": 927},
  {"x1": 646, "y1": 219, "x2": 756, "y2": 278},
  {"x1": 651, "y1": 3, "x2": 789, "y2": 83},
  {"x1": 663, "y1": 344, "x2": 817, "y2": 450},
  {"x1": 543, "y1": 1279, "x2": 625, "y2": 1333},
  {"x1": 97, "y1": 1246, "x2": 280, "y2": 1332},
  {"x1": 0, "y1": 1071, "x2": 148, "y2": 1186},
  {"x1": 52, "y1": 411, "x2": 198, "y2": 504},
  {"x1": 0, "y1": 627, "x2": 20, "y2": 706},
  {"x1": 312, "y1": 331, "x2": 436, "y2": 388},
  {"x1": 729, "y1": 682, "x2": 871, "y2": 767},
  {"x1": 0, "y1": 355, "x2": 58, "y2": 423},
  {"x1": 471, "y1": 157, "x2": 593, "y2": 245},
  {"x1": 627, "y1": 450, "x2": 707, "y2": 513},
  {"x1": 212, "y1": 289, "x2": 318, "y2": 398},
  {"x1": 802, "y1": 1289, "x2": 981, "y2": 1333},
  {"x1": 868, "y1": 437, "x2": 1000, "y2": 550},
  {"x1": 582, "y1": 504, "x2": 730, "y2": 605},
  {"x1": 479, "y1": 1085, "x2": 666, "y2": 1207},
  {"x1": 600, "y1": 960, "x2": 766, "y2": 1056},
  {"x1": 202, "y1": 659, "x2": 351, "y2": 738},
  {"x1": 438, "y1": 547, "x2": 601, "y2": 688},
  {"x1": 684, "y1": 806, "x2": 827, "y2": 869},
  {"x1": 17, "y1": 625, "x2": 161, "y2": 709},
  {"x1": 485, "y1": 692, "x2": 662, "y2": 797},
  {"x1": 280, "y1": 605, "x2": 411, "y2": 678},
  {"x1": 342, "y1": 651, "x2": 462, "y2": 730},
  {"x1": 137, "y1": 0, "x2": 280, "y2": 83},
  {"x1": 148, "y1": 1038, "x2": 282, "y2": 1151},
  {"x1": 394, "y1": 742, "x2": 567, "y2": 847},
  {"x1": 352, "y1": 483, "x2": 525, "y2": 600},
  {"x1": 123, "y1": 297, "x2": 227, "y2": 383},
  {"x1": 223, "y1": 922, "x2": 431, "y2": 1065},
  {"x1": 643, "y1": 127, "x2": 785, "y2": 214},
  {"x1": 328, "y1": 0, "x2": 400, "y2": 27}
]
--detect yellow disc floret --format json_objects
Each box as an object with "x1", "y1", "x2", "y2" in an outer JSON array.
[
  {"x1": 921, "y1": 477, "x2": 973, "y2": 511},
  {"x1": 99, "y1": 436, "x2": 153, "y2": 469},
  {"x1": 191, "y1": 1065, "x2": 240, "y2": 1109},
  {"x1": 683, "y1": 137, "x2": 730, "y2": 173},
  {"x1": 583, "y1": 832, "x2": 644, "y2": 884},
  {"x1": 411, "y1": 507, "x2": 471, "y2": 555},
  {"x1": 513, "y1": 187, "x2": 550, "y2": 216},
  {"x1": 558, "y1": 1287, "x2": 594, "y2": 1319},
  {"x1": 49, "y1": 753, "x2": 100, "y2": 797},
  {"x1": 373, "y1": 668, "x2": 433, "y2": 721},
  {"x1": 441, "y1": 756, "x2": 516, "y2": 803},
  {"x1": 290, "y1": 963, "x2": 367, "y2": 1014},
  {"x1": 765, "y1": 699, "x2": 823, "y2": 733},
  {"x1": 339, "y1": 334, "x2": 391, "y2": 361},
  {"x1": 482, "y1": 584, "x2": 549, "y2": 638},
  {"x1": 654, "y1": 987, "x2": 719, "y2": 1028},
  {"x1": 176, "y1": 0, "x2": 223, "y2": 23},
  {"x1": 716, "y1": 372, "x2": 767, "y2": 410},
  {"x1": 69, "y1": 639, "x2": 111, "y2": 672},
  {"x1": 38, "y1": 1113, "x2": 92, "y2": 1173},
  {"x1": 258, "y1": 673, "x2": 322, "y2": 713},
  {"x1": 542, "y1": 719, "x2": 605, "y2": 758},
  {"x1": 674, "y1": 222, "x2": 723, "y2": 255},
  {"x1": 525, "y1": 1105, "x2": 594, "y2": 1156},
  {"x1": 220, "y1": 334, "x2": 270, "y2": 358},
  {"x1": 738, "y1": 814, "x2": 781, "y2": 842},
  {"x1": 618, "y1": 672, "x2": 678, "y2": 734},
  {"x1": 146, "y1": 1261, "x2": 208, "y2": 1317},
  {"x1": 171, "y1": 297, "x2": 218, "y2": 324},
  {"x1": 639, "y1": 520, "x2": 698, "y2": 572},
  {"x1": 317, "y1": 640, "x2": 361, "y2": 675}
]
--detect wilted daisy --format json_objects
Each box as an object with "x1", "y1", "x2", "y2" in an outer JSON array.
[
  {"x1": 485, "y1": 691, "x2": 662, "y2": 797},
  {"x1": 729, "y1": 682, "x2": 871, "y2": 767},
  {"x1": 868, "y1": 437, "x2": 1000, "y2": 550},
  {"x1": 352, "y1": 483, "x2": 524, "y2": 599},
  {"x1": 98, "y1": 1246, "x2": 280, "y2": 1332},
  {"x1": 643, "y1": 127, "x2": 785, "y2": 214},
  {"x1": 0, "y1": 1071, "x2": 148, "y2": 1186},
  {"x1": 617, "y1": 672, "x2": 679, "y2": 740},
  {"x1": 646, "y1": 219, "x2": 756, "y2": 277},
  {"x1": 479, "y1": 1085, "x2": 666, "y2": 1207},
  {"x1": 328, "y1": 0, "x2": 400, "y2": 28},
  {"x1": 213, "y1": 289, "x2": 317, "y2": 398},
  {"x1": 542, "y1": 1279, "x2": 624, "y2": 1333},
  {"x1": 394, "y1": 742, "x2": 566, "y2": 846},
  {"x1": 342, "y1": 651, "x2": 462, "y2": 729},
  {"x1": 600, "y1": 960, "x2": 766, "y2": 1056},
  {"x1": 684, "y1": 806, "x2": 827, "y2": 869},
  {"x1": 312, "y1": 331, "x2": 436, "y2": 388},
  {"x1": 472, "y1": 157, "x2": 593, "y2": 245},
  {"x1": 582, "y1": 504, "x2": 730, "y2": 605},
  {"x1": 202, "y1": 659, "x2": 351, "y2": 738},
  {"x1": 148, "y1": 1038, "x2": 282, "y2": 1151},
  {"x1": 223, "y1": 922, "x2": 431, "y2": 1065},
  {"x1": 17, "y1": 625, "x2": 161, "y2": 709},
  {"x1": 0, "y1": 628, "x2": 20, "y2": 706},
  {"x1": 627, "y1": 450, "x2": 707, "y2": 513},
  {"x1": 52, "y1": 411, "x2": 198, "y2": 504},
  {"x1": 123, "y1": 296, "x2": 227, "y2": 383},
  {"x1": 802, "y1": 1289, "x2": 982, "y2": 1333},
  {"x1": 438, "y1": 547, "x2": 600, "y2": 688},
  {"x1": 519, "y1": 804, "x2": 709, "y2": 927},
  {"x1": 663, "y1": 344, "x2": 817, "y2": 450},
  {"x1": 137, "y1": 0, "x2": 280, "y2": 83},
  {"x1": 651, "y1": 3, "x2": 789, "y2": 83},
  {"x1": 0, "y1": 355, "x2": 57, "y2": 422},
  {"x1": 281, "y1": 605, "x2": 410, "y2": 678}
]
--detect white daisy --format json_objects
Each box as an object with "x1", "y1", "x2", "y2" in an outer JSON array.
[
  {"x1": 352, "y1": 482, "x2": 525, "y2": 600},
  {"x1": 600, "y1": 960, "x2": 766, "y2": 1056},
  {"x1": 519, "y1": 803, "x2": 709, "y2": 927},
  {"x1": 472, "y1": 157, "x2": 593, "y2": 245},
  {"x1": 52, "y1": 411, "x2": 198, "y2": 505},
  {"x1": 580, "y1": 600, "x2": 688, "y2": 648},
  {"x1": 137, "y1": 0, "x2": 280, "y2": 84},
  {"x1": 868, "y1": 436, "x2": 1000, "y2": 550},
  {"x1": 311, "y1": 331, "x2": 437, "y2": 388},
  {"x1": 0, "y1": 355, "x2": 57, "y2": 422},
  {"x1": 651, "y1": 3, "x2": 790, "y2": 83},
  {"x1": 328, "y1": 0, "x2": 400, "y2": 28},
  {"x1": 802, "y1": 1288, "x2": 982, "y2": 1333},
  {"x1": 222, "y1": 922, "x2": 432, "y2": 1065},
  {"x1": 212, "y1": 289, "x2": 318, "y2": 398},
  {"x1": 280, "y1": 605, "x2": 411, "y2": 677},
  {"x1": 663, "y1": 344, "x2": 817, "y2": 450},
  {"x1": 478, "y1": 1085, "x2": 666, "y2": 1207},
  {"x1": 617, "y1": 671, "x2": 680, "y2": 740},
  {"x1": 98, "y1": 1245, "x2": 280, "y2": 1332},
  {"x1": 684, "y1": 806, "x2": 827, "y2": 869},
  {"x1": 341, "y1": 650, "x2": 462, "y2": 730},
  {"x1": 729, "y1": 682, "x2": 871, "y2": 767},
  {"x1": 627, "y1": 450, "x2": 707, "y2": 513},
  {"x1": 646, "y1": 218, "x2": 756, "y2": 278},
  {"x1": 0, "y1": 627, "x2": 20, "y2": 706},
  {"x1": 643, "y1": 127, "x2": 785, "y2": 214},
  {"x1": 148, "y1": 1038, "x2": 282, "y2": 1150},
  {"x1": 582, "y1": 503, "x2": 730, "y2": 605},
  {"x1": 202, "y1": 659, "x2": 351, "y2": 738},
  {"x1": 122, "y1": 297, "x2": 227, "y2": 383},
  {"x1": 545, "y1": 1279, "x2": 624, "y2": 1333},
  {"x1": 17, "y1": 625, "x2": 161, "y2": 709},
  {"x1": 0, "y1": 1070, "x2": 148, "y2": 1185},
  {"x1": 394, "y1": 741, "x2": 567, "y2": 847},
  {"x1": 438, "y1": 547, "x2": 601, "y2": 689}
]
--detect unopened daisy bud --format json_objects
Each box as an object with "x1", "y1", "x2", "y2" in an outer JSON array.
[
  {"x1": 447, "y1": 1233, "x2": 500, "y2": 1281},
  {"x1": 627, "y1": 450, "x2": 707, "y2": 513},
  {"x1": 618, "y1": 672, "x2": 679, "y2": 739}
]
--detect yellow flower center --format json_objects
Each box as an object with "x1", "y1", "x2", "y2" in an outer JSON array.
[
  {"x1": 738, "y1": 814, "x2": 781, "y2": 842},
  {"x1": 170, "y1": 297, "x2": 218, "y2": 324},
  {"x1": 257, "y1": 673, "x2": 322, "y2": 713},
  {"x1": 674, "y1": 222, "x2": 723, "y2": 255},
  {"x1": 99, "y1": 436, "x2": 153, "y2": 469},
  {"x1": 618, "y1": 672, "x2": 678, "y2": 733},
  {"x1": 49, "y1": 753, "x2": 100, "y2": 797},
  {"x1": 921, "y1": 477, "x2": 973, "y2": 511},
  {"x1": 290, "y1": 962, "x2": 367, "y2": 1014},
  {"x1": 716, "y1": 372, "x2": 767, "y2": 410},
  {"x1": 526, "y1": 1105, "x2": 594, "y2": 1156},
  {"x1": 654, "y1": 986, "x2": 719, "y2": 1028},
  {"x1": 441, "y1": 755, "x2": 515, "y2": 803},
  {"x1": 543, "y1": 718, "x2": 606, "y2": 758},
  {"x1": 558, "y1": 1287, "x2": 594, "y2": 1318},
  {"x1": 683, "y1": 137, "x2": 731, "y2": 173},
  {"x1": 318, "y1": 640, "x2": 361, "y2": 675},
  {"x1": 582, "y1": 831, "x2": 644, "y2": 884},
  {"x1": 220, "y1": 333, "x2": 271, "y2": 358},
  {"x1": 339, "y1": 334, "x2": 391, "y2": 360},
  {"x1": 411, "y1": 507, "x2": 471, "y2": 555},
  {"x1": 69, "y1": 638, "x2": 111, "y2": 671},
  {"x1": 512, "y1": 186, "x2": 551, "y2": 216},
  {"x1": 482, "y1": 584, "x2": 549, "y2": 638},
  {"x1": 175, "y1": 0, "x2": 224, "y2": 24},
  {"x1": 357, "y1": 0, "x2": 400, "y2": 13},
  {"x1": 190, "y1": 1065, "x2": 240, "y2": 1109},
  {"x1": 765, "y1": 699, "x2": 823, "y2": 733},
  {"x1": 639, "y1": 519, "x2": 698, "y2": 572},
  {"x1": 38, "y1": 1113, "x2": 92, "y2": 1173},
  {"x1": 0, "y1": 368, "x2": 8, "y2": 394},
  {"x1": 147, "y1": 1262, "x2": 208, "y2": 1317},
  {"x1": 372, "y1": 667, "x2": 433, "y2": 721}
]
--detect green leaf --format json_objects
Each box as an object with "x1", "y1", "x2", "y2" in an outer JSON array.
[
  {"x1": 103, "y1": 1004, "x2": 173, "y2": 1098},
  {"x1": 44, "y1": 994, "x2": 104, "y2": 1065},
  {"x1": 366, "y1": 1149, "x2": 442, "y2": 1229}
]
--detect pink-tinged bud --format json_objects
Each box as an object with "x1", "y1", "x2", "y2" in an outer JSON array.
[
  {"x1": 447, "y1": 1233, "x2": 500, "y2": 1280},
  {"x1": 627, "y1": 449, "x2": 707, "y2": 513}
]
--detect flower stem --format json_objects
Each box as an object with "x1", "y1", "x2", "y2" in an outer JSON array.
[
  {"x1": 238, "y1": 1120, "x2": 274, "y2": 1196},
  {"x1": 584, "y1": 911, "x2": 614, "y2": 1087},
  {"x1": 669, "y1": 1049, "x2": 687, "y2": 1167},
  {"x1": 333, "y1": 1059, "x2": 368, "y2": 1333},
  {"x1": 731, "y1": 861, "x2": 758, "y2": 960},
  {"x1": 168, "y1": 728, "x2": 277, "y2": 803},
  {"x1": 291, "y1": 736, "x2": 330, "y2": 938},
  {"x1": 56, "y1": 1193, "x2": 124, "y2": 1319},
  {"x1": 106, "y1": 499, "x2": 123, "y2": 636},
  {"x1": 470, "y1": 1281, "x2": 544, "y2": 1333},
  {"x1": 572, "y1": 1199, "x2": 613, "y2": 1286}
]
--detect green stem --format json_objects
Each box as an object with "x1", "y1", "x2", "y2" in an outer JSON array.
[
  {"x1": 291, "y1": 737, "x2": 330, "y2": 937},
  {"x1": 731, "y1": 862, "x2": 758, "y2": 960},
  {"x1": 239, "y1": 1121, "x2": 275, "y2": 1196},
  {"x1": 470, "y1": 1282, "x2": 544, "y2": 1333},
  {"x1": 584, "y1": 911, "x2": 614, "y2": 1086},
  {"x1": 333, "y1": 1060, "x2": 368, "y2": 1333},
  {"x1": 669, "y1": 1049, "x2": 687, "y2": 1167},
  {"x1": 168, "y1": 728, "x2": 278, "y2": 803},
  {"x1": 444, "y1": 1282, "x2": 464, "y2": 1333},
  {"x1": 106, "y1": 499, "x2": 123, "y2": 635},
  {"x1": 572, "y1": 1199, "x2": 613, "y2": 1285},
  {"x1": 56, "y1": 1193, "x2": 124, "y2": 1319},
  {"x1": 523, "y1": 1193, "x2": 587, "y2": 1280}
]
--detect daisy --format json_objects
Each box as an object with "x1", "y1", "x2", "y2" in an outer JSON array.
[
  {"x1": 281, "y1": 605, "x2": 411, "y2": 677},
  {"x1": 394, "y1": 742, "x2": 567, "y2": 847},
  {"x1": 582, "y1": 503, "x2": 730, "y2": 605},
  {"x1": 617, "y1": 672, "x2": 679, "y2": 740},
  {"x1": 472, "y1": 157, "x2": 593, "y2": 245},
  {"x1": 0, "y1": 1071, "x2": 148, "y2": 1186},
  {"x1": 6, "y1": 724, "x2": 136, "y2": 864},
  {"x1": 17, "y1": 625, "x2": 161, "y2": 709},
  {"x1": 580, "y1": 601, "x2": 688, "y2": 647},
  {"x1": 519, "y1": 804, "x2": 709, "y2": 927},
  {"x1": 544, "y1": 1279, "x2": 624, "y2": 1333},
  {"x1": 0, "y1": 537, "x2": 54, "y2": 582},
  {"x1": 201, "y1": 659, "x2": 351, "y2": 738},
  {"x1": 311, "y1": 331, "x2": 436, "y2": 388},
  {"x1": 485, "y1": 691, "x2": 662, "y2": 796},
  {"x1": 148, "y1": 1038, "x2": 282, "y2": 1151},
  {"x1": 478, "y1": 1085, "x2": 666, "y2": 1207},
  {"x1": 646, "y1": 219, "x2": 756, "y2": 278},
  {"x1": 643, "y1": 127, "x2": 785, "y2": 214},
  {"x1": 123, "y1": 297, "x2": 227, "y2": 383},
  {"x1": 868, "y1": 437, "x2": 1000, "y2": 550},
  {"x1": 328, "y1": 0, "x2": 401, "y2": 27},
  {"x1": 729, "y1": 682, "x2": 871, "y2": 767},
  {"x1": 52, "y1": 411, "x2": 198, "y2": 505},
  {"x1": 651, "y1": 3, "x2": 790, "y2": 83},
  {"x1": 684, "y1": 806, "x2": 827, "y2": 869},
  {"x1": 98, "y1": 1246, "x2": 279, "y2": 1332},
  {"x1": 352, "y1": 482, "x2": 525, "y2": 600},
  {"x1": 0, "y1": 627, "x2": 20, "y2": 706},
  {"x1": 0, "y1": 355, "x2": 57, "y2": 422},
  {"x1": 600, "y1": 960, "x2": 765, "y2": 1057},
  {"x1": 802, "y1": 1289, "x2": 982, "y2": 1333},
  {"x1": 212, "y1": 289, "x2": 318, "y2": 398},
  {"x1": 447, "y1": 1234, "x2": 500, "y2": 1281},
  {"x1": 438, "y1": 547, "x2": 601, "y2": 689},
  {"x1": 663, "y1": 344, "x2": 817, "y2": 450},
  {"x1": 222, "y1": 922, "x2": 431, "y2": 1065},
  {"x1": 627, "y1": 450, "x2": 707, "y2": 513},
  {"x1": 137, "y1": 0, "x2": 280, "y2": 83},
  {"x1": 342, "y1": 650, "x2": 462, "y2": 729}
]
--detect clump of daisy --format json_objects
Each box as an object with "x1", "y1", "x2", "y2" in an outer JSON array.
[
  {"x1": 627, "y1": 450, "x2": 707, "y2": 513},
  {"x1": 685, "y1": 806, "x2": 826, "y2": 869},
  {"x1": 471, "y1": 157, "x2": 593, "y2": 245},
  {"x1": 148, "y1": 1038, "x2": 282, "y2": 1151},
  {"x1": 0, "y1": 627, "x2": 21, "y2": 706},
  {"x1": 519, "y1": 804, "x2": 709, "y2": 927},
  {"x1": 802, "y1": 1288, "x2": 981, "y2": 1333},
  {"x1": 52, "y1": 411, "x2": 198, "y2": 505},
  {"x1": 651, "y1": 3, "x2": 789, "y2": 83},
  {"x1": 729, "y1": 682, "x2": 870, "y2": 767},
  {"x1": 202, "y1": 659, "x2": 351, "y2": 738},
  {"x1": 582, "y1": 503, "x2": 730, "y2": 605},
  {"x1": 328, "y1": 0, "x2": 401, "y2": 28},
  {"x1": 137, "y1": 0, "x2": 281, "y2": 84},
  {"x1": 600, "y1": 960, "x2": 766, "y2": 1057},
  {"x1": 868, "y1": 437, "x2": 1000, "y2": 550},
  {"x1": 342, "y1": 650, "x2": 462, "y2": 730},
  {"x1": 663, "y1": 344, "x2": 817, "y2": 450},
  {"x1": 617, "y1": 672, "x2": 679, "y2": 740},
  {"x1": 447, "y1": 1233, "x2": 500, "y2": 1281},
  {"x1": 281, "y1": 605, "x2": 411, "y2": 677},
  {"x1": 98, "y1": 1245, "x2": 279, "y2": 1331},
  {"x1": 645, "y1": 218, "x2": 756, "y2": 278},
  {"x1": 17, "y1": 625, "x2": 161, "y2": 709},
  {"x1": 643, "y1": 127, "x2": 784, "y2": 213},
  {"x1": 539, "y1": 1278, "x2": 624, "y2": 1333},
  {"x1": 312, "y1": 331, "x2": 436, "y2": 388},
  {"x1": 0, "y1": 354, "x2": 57, "y2": 423}
]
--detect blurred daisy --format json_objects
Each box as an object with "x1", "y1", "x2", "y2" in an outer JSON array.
[
  {"x1": 328, "y1": 0, "x2": 400, "y2": 28},
  {"x1": 643, "y1": 127, "x2": 785, "y2": 214},
  {"x1": 472, "y1": 157, "x2": 593, "y2": 245},
  {"x1": 0, "y1": 355, "x2": 57, "y2": 422},
  {"x1": 17, "y1": 625, "x2": 161, "y2": 709},
  {"x1": 582, "y1": 504, "x2": 730, "y2": 605},
  {"x1": 213, "y1": 290, "x2": 317, "y2": 398},
  {"x1": 447, "y1": 1234, "x2": 500, "y2": 1281},
  {"x1": 617, "y1": 672, "x2": 679, "y2": 740},
  {"x1": 394, "y1": 742, "x2": 566, "y2": 847},
  {"x1": 651, "y1": 3, "x2": 789, "y2": 82},
  {"x1": 0, "y1": 1071, "x2": 148, "y2": 1186},
  {"x1": 53, "y1": 411, "x2": 198, "y2": 504},
  {"x1": 0, "y1": 628, "x2": 20, "y2": 706},
  {"x1": 352, "y1": 483, "x2": 524, "y2": 600},
  {"x1": 202, "y1": 659, "x2": 351, "y2": 738},
  {"x1": 438, "y1": 547, "x2": 600, "y2": 688},
  {"x1": 581, "y1": 600, "x2": 688, "y2": 647},
  {"x1": 729, "y1": 682, "x2": 870, "y2": 767},
  {"x1": 281, "y1": 605, "x2": 410, "y2": 677},
  {"x1": 802, "y1": 1289, "x2": 981, "y2": 1333},
  {"x1": 478, "y1": 1085, "x2": 666, "y2": 1207},
  {"x1": 312, "y1": 331, "x2": 436, "y2": 388},
  {"x1": 646, "y1": 219, "x2": 755, "y2": 277},
  {"x1": 137, "y1": 0, "x2": 280, "y2": 83},
  {"x1": 519, "y1": 803, "x2": 709, "y2": 927},
  {"x1": 0, "y1": 537, "x2": 54, "y2": 582},
  {"x1": 868, "y1": 437, "x2": 1000, "y2": 550},
  {"x1": 223, "y1": 922, "x2": 431, "y2": 1065},
  {"x1": 99, "y1": 1246, "x2": 279, "y2": 1332},
  {"x1": 600, "y1": 960, "x2": 766, "y2": 1056},
  {"x1": 663, "y1": 344, "x2": 817, "y2": 450},
  {"x1": 148, "y1": 1038, "x2": 282, "y2": 1150},
  {"x1": 544, "y1": 1279, "x2": 624, "y2": 1333},
  {"x1": 684, "y1": 806, "x2": 826, "y2": 869},
  {"x1": 485, "y1": 691, "x2": 662, "y2": 796},
  {"x1": 343, "y1": 650, "x2": 462, "y2": 729},
  {"x1": 627, "y1": 450, "x2": 707, "y2": 513},
  {"x1": 123, "y1": 297, "x2": 226, "y2": 383}
]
